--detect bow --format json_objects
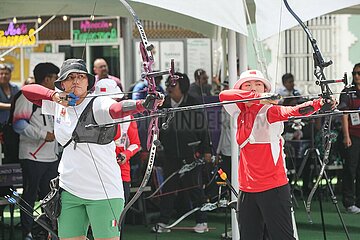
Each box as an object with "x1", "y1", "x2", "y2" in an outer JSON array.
[
  {"x1": 283, "y1": 2, "x2": 351, "y2": 238},
  {"x1": 117, "y1": 0, "x2": 177, "y2": 230},
  {"x1": 283, "y1": 0, "x2": 333, "y2": 213},
  {"x1": 5, "y1": 190, "x2": 59, "y2": 240}
]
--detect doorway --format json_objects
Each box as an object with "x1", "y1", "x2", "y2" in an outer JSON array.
[{"x1": 90, "y1": 45, "x2": 120, "y2": 78}]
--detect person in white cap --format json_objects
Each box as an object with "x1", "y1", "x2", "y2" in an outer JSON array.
[
  {"x1": 95, "y1": 78, "x2": 141, "y2": 240},
  {"x1": 219, "y1": 70, "x2": 335, "y2": 240}
]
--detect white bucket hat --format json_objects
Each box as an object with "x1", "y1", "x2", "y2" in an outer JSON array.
[
  {"x1": 234, "y1": 70, "x2": 272, "y2": 92},
  {"x1": 95, "y1": 78, "x2": 124, "y2": 99}
]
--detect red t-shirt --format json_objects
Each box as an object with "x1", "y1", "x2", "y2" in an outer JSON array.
[{"x1": 114, "y1": 117, "x2": 141, "y2": 182}]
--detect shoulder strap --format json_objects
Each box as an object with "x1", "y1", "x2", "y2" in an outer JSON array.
[
  {"x1": 32, "y1": 103, "x2": 39, "y2": 115},
  {"x1": 62, "y1": 97, "x2": 97, "y2": 148},
  {"x1": 7, "y1": 90, "x2": 23, "y2": 125},
  {"x1": 8, "y1": 90, "x2": 39, "y2": 125}
]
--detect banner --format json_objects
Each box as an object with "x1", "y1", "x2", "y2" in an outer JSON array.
[
  {"x1": 71, "y1": 17, "x2": 120, "y2": 45},
  {"x1": 0, "y1": 20, "x2": 37, "y2": 48}
]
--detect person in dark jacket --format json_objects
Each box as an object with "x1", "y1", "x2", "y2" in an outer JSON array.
[
  {"x1": 152, "y1": 72, "x2": 212, "y2": 234},
  {"x1": 188, "y1": 69, "x2": 212, "y2": 99}
]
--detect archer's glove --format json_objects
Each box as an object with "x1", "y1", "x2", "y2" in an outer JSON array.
[
  {"x1": 67, "y1": 92, "x2": 80, "y2": 106},
  {"x1": 142, "y1": 93, "x2": 157, "y2": 110},
  {"x1": 320, "y1": 97, "x2": 337, "y2": 112}
]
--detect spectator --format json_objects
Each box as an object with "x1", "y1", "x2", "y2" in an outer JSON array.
[
  {"x1": 213, "y1": 59, "x2": 240, "y2": 95},
  {"x1": 13, "y1": 62, "x2": 60, "y2": 240},
  {"x1": 152, "y1": 72, "x2": 212, "y2": 234},
  {"x1": 131, "y1": 73, "x2": 165, "y2": 150},
  {"x1": 188, "y1": 69, "x2": 212, "y2": 99},
  {"x1": 93, "y1": 58, "x2": 123, "y2": 92},
  {"x1": 132, "y1": 73, "x2": 165, "y2": 100},
  {"x1": 24, "y1": 76, "x2": 35, "y2": 86},
  {"x1": 277, "y1": 73, "x2": 302, "y2": 106},
  {"x1": 0, "y1": 63, "x2": 20, "y2": 163},
  {"x1": 340, "y1": 62, "x2": 360, "y2": 214}
]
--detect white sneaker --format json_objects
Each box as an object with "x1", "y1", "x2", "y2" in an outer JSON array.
[
  {"x1": 221, "y1": 230, "x2": 232, "y2": 238},
  {"x1": 24, "y1": 233, "x2": 33, "y2": 240},
  {"x1": 194, "y1": 223, "x2": 209, "y2": 233},
  {"x1": 346, "y1": 205, "x2": 360, "y2": 214},
  {"x1": 151, "y1": 223, "x2": 171, "y2": 233}
]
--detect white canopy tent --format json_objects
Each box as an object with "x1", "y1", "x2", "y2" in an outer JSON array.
[
  {"x1": 1, "y1": 0, "x2": 359, "y2": 39},
  {"x1": 255, "y1": 0, "x2": 360, "y2": 40},
  {"x1": 0, "y1": 0, "x2": 247, "y2": 38}
]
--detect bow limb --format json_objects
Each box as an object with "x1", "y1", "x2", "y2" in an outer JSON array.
[
  {"x1": 162, "y1": 207, "x2": 200, "y2": 229},
  {"x1": 162, "y1": 202, "x2": 218, "y2": 229},
  {"x1": 118, "y1": 131, "x2": 159, "y2": 227},
  {"x1": 306, "y1": 118, "x2": 333, "y2": 214}
]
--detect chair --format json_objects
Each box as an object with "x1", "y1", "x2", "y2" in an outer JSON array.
[
  {"x1": 0, "y1": 197, "x2": 15, "y2": 230},
  {"x1": 0, "y1": 164, "x2": 23, "y2": 231}
]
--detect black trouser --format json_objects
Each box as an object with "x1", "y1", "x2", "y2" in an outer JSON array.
[
  {"x1": 159, "y1": 160, "x2": 207, "y2": 224},
  {"x1": 120, "y1": 181, "x2": 130, "y2": 240},
  {"x1": 342, "y1": 135, "x2": 360, "y2": 208},
  {"x1": 20, "y1": 159, "x2": 59, "y2": 236},
  {"x1": 237, "y1": 184, "x2": 295, "y2": 240}
]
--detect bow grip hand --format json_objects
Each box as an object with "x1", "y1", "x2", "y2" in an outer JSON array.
[
  {"x1": 67, "y1": 93, "x2": 80, "y2": 106},
  {"x1": 52, "y1": 92, "x2": 79, "y2": 106},
  {"x1": 270, "y1": 94, "x2": 281, "y2": 100},
  {"x1": 142, "y1": 93, "x2": 165, "y2": 110},
  {"x1": 320, "y1": 96, "x2": 337, "y2": 112},
  {"x1": 259, "y1": 93, "x2": 280, "y2": 105},
  {"x1": 117, "y1": 153, "x2": 127, "y2": 165}
]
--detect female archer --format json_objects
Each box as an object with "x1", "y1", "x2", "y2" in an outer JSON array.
[
  {"x1": 21, "y1": 58, "x2": 163, "y2": 240},
  {"x1": 219, "y1": 69, "x2": 335, "y2": 240}
]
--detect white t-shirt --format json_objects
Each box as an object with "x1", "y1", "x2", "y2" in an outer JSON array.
[{"x1": 42, "y1": 96, "x2": 124, "y2": 200}]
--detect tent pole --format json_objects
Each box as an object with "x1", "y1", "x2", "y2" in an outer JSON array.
[{"x1": 228, "y1": 29, "x2": 240, "y2": 240}]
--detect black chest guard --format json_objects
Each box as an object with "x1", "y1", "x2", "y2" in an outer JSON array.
[{"x1": 63, "y1": 97, "x2": 116, "y2": 149}]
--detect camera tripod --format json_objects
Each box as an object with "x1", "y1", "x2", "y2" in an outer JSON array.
[{"x1": 287, "y1": 120, "x2": 351, "y2": 240}]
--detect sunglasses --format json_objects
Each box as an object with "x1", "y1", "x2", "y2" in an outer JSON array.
[
  {"x1": 196, "y1": 69, "x2": 204, "y2": 77},
  {"x1": 165, "y1": 81, "x2": 177, "y2": 88},
  {"x1": 353, "y1": 71, "x2": 360, "y2": 76}
]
